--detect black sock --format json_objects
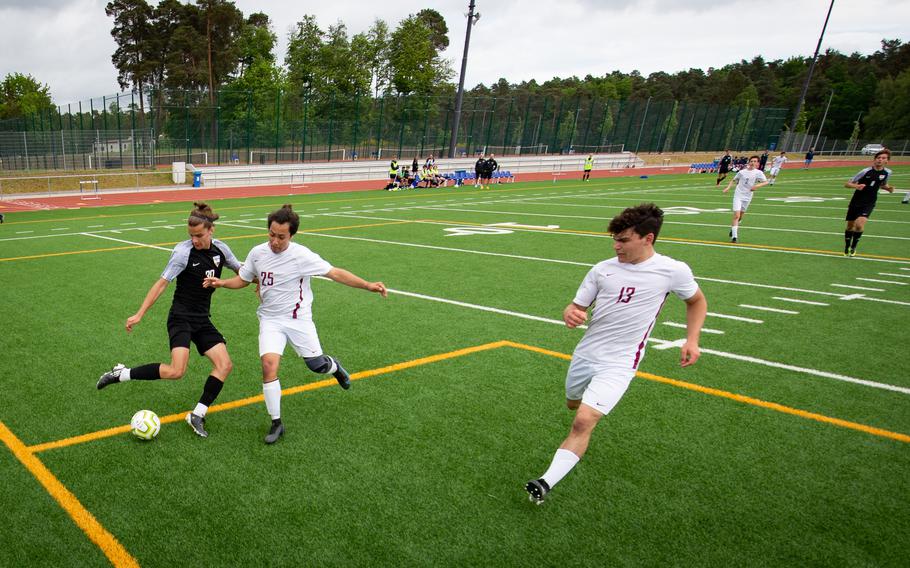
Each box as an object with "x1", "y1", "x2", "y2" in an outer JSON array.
[
  {"x1": 844, "y1": 230, "x2": 854, "y2": 250},
  {"x1": 850, "y1": 231, "x2": 863, "y2": 250},
  {"x1": 199, "y1": 375, "x2": 224, "y2": 407},
  {"x1": 131, "y1": 363, "x2": 161, "y2": 380}
]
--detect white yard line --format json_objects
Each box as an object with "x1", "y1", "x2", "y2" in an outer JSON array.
[
  {"x1": 856, "y1": 277, "x2": 907, "y2": 285},
  {"x1": 879, "y1": 272, "x2": 910, "y2": 278},
  {"x1": 772, "y1": 297, "x2": 830, "y2": 306},
  {"x1": 739, "y1": 304, "x2": 799, "y2": 315},
  {"x1": 80, "y1": 232, "x2": 172, "y2": 252},
  {"x1": 662, "y1": 321, "x2": 724, "y2": 334},
  {"x1": 706, "y1": 312, "x2": 763, "y2": 323},
  {"x1": 831, "y1": 283, "x2": 886, "y2": 292}
]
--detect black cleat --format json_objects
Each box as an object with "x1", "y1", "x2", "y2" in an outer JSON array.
[
  {"x1": 264, "y1": 419, "x2": 285, "y2": 444},
  {"x1": 849, "y1": 249, "x2": 857, "y2": 257},
  {"x1": 185, "y1": 412, "x2": 208, "y2": 438},
  {"x1": 524, "y1": 478, "x2": 550, "y2": 505},
  {"x1": 97, "y1": 364, "x2": 125, "y2": 390},
  {"x1": 333, "y1": 360, "x2": 351, "y2": 390},
  {"x1": 731, "y1": 237, "x2": 737, "y2": 243}
]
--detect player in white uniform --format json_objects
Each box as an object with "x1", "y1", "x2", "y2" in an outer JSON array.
[
  {"x1": 525, "y1": 204, "x2": 707, "y2": 504},
  {"x1": 768, "y1": 151, "x2": 788, "y2": 185},
  {"x1": 722, "y1": 155, "x2": 768, "y2": 243},
  {"x1": 204, "y1": 204, "x2": 387, "y2": 444}
]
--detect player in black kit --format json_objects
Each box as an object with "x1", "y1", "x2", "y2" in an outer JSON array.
[
  {"x1": 96, "y1": 202, "x2": 243, "y2": 437},
  {"x1": 716, "y1": 149, "x2": 732, "y2": 186},
  {"x1": 843, "y1": 149, "x2": 894, "y2": 257}
]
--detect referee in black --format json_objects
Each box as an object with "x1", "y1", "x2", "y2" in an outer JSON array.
[{"x1": 843, "y1": 148, "x2": 894, "y2": 257}]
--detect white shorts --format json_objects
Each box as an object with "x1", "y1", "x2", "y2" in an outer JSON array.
[
  {"x1": 732, "y1": 194, "x2": 753, "y2": 212},
  {"x1": 770, "y1": 166, "x2": 781, "y2": 177},
  {"x1": 258, "y1": 317, "x2": 323, "y2": 358},
  {"x1": 565, "y1": 356, "x2": 636, "y2": 415}
]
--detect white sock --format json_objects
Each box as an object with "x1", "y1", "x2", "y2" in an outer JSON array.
[
  {"x1": 541, "y1": 448, "x2": 581, "y2": 488},
  {"x1": 193, "y1": 402, "x2": 208, "y2": 418},
  {"x1": 263, "y1": 380, "x2": 281, "y2": 420},
  {"x1": 120, "y1": 367, "x2": 131, "y2": 382},
  {"x1": 732, "y1": 225, "x2": 739, "y2": 239}
]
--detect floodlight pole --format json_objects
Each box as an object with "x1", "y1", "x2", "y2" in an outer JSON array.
[
  {"x1": 448, "y1": 0, "x2": 478, "y2": 159},
  {"x1": 787, "y1": 0, "x2": 834, "y2": 150}
]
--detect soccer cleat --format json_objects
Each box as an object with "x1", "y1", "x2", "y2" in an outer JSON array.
[
  {"x1": 264, "y1": 419, "x2": 285, "y2": 444},
  {"x1": 731, "y1": 237, "x2": 737, "y2": 243},
  {"x1": 849, "y1": 249, "x2": 857, "y2": 257},
  {"x1": 185, "y1": 412, "x2": 208, "y2": 438},
  {"x1": 333, "y1": 360, "x2": 351, "y2": 390},
  {"x1": 524, "y1": 478, "x2": 550, "y2": 505},
  {"x1": 97, "y1": 364, "x2": 125, "y2": 390}
]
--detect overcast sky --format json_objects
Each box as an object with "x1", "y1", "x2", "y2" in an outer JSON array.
[{"x1": 1, "y1": 0, "x2": 908, "y2": 106}]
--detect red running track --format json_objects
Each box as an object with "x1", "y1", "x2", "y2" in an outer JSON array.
[{"x1": 0, "y1": 160, "x2": 902, "y2": 215}]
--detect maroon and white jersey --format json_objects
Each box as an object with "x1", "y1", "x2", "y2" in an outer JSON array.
[
  {"x1": 239, "y1": 242, "x2": 332, "y2": 320},
  {"x1": 572, "y1": 253, "x2": 698, "y2": 368}
]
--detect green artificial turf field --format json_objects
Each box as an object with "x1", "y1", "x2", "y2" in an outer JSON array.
[{"x1": 1, "y1": 167, "x2": 908, "y2": 567}]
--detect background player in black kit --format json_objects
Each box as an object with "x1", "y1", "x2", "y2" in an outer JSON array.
[
  {"x1": 843, "y1": 149, "x2": 894, "y2": 256},
  {"x1": 716, "y1": 149, "x2": 732, "y2": 185},
  {"x1": 97, "y1": 202, "x2": 242, "y2": 438},
  {"x1": 759, "y1": 149, "x2": 769, "y2": 171}
]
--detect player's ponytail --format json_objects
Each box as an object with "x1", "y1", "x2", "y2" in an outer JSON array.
[{"x1": 189, "y1": 202, "x2": 219, "y2": 228}]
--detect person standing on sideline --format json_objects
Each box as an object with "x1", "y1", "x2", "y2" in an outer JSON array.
[
  {"x1": 843, "y1": 149, "x2": 894, "y2": 257},
  {"x1": 524, "y1": 203, "x2": 707, "y2": 504},
  {"x1": 768, "y1": 151, "x2": 788, "y2": 185},
  {"x1": 483, "y1": 153, "x2": 499, "y2": 188},
  {"x1": 474, "y1": 154, "x2": 485, "y2": 187},
  {"x1": 715, "y1": 149, "x2": 732, "y2": 186},
  {"x1": 97, "y1": 203, "x2": 242, "y2": 438},
  {"x1": 758, "y1": 149, "x2": 769, "y2": 172},
  {"x1": 804, "y1": 147, "x2": 815, "y2": 169},
  {"x1": 389, "y1": 157, "x2": 400, "y2": 188},
  {"x1": 582, "y1": 154, "x2": 594, "y2": 181},
  {"x1": 203, "y1": 204, "x2": 387, "y2": 444},
  {"x1": 411, "y1": 157, "x2": 419, "y2": 177},
  {"x1": 722, "y1": 155, "x2": 769, "y2": 243}
]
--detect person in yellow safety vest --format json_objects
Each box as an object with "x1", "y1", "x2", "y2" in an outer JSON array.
[
  {"x1": 387, "y1": 158, "x2": 401, "y2": 190},
  {"x1": 432, "y1": 165, "x2": 443, "y2": 187},
  {"x1": 583, "y1": 154, "x2": 594, "y2": 181}
]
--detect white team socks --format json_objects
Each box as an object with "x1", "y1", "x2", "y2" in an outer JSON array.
[
  {"x1": 731, "y1": 225, "x2": 738, "y2": 239},
  {"x1": 263, "y1": 380, "x2": 282, "y2": 420},
  {"x1": 541, "y1": 448, "x2": 581, "y2": 488}
]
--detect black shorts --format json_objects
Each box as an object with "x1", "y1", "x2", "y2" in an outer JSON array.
[
  {"x1": 845, "y1": 201, "x2": 876, "y2": 221},
  {"x1": 718, "y1": 165, "x2": 730, "y2": 174},
  {"x1": 389, "y1": 173, "x2": 398, "y2": 180},
  {"x1": 167, "y1": 312, "x2": 225, "y2": 355}
]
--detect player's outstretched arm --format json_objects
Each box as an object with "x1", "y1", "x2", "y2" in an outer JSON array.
[
  {"x1": 325, "y1": 267, "x2": 388, "y2": 297},
  {"x1": 722, "y1": 179, "x2": 734, "y2": 193},
  {"x1": 680, "y1": 289, "x2": 707, "y2": 367},
  {"x1": 563, "y1": 302, "x2": 589, "y2": 329},
  {"x1": 883, "y1": 183, "x2": 895, "y2": 193},
  {"x1": 203, "y1": 275, "x2": 251, "y2": 290},
  {"x1": 752, "y1": 180, "x2": 770, "y2": 191},
  {"x1": 126, "y1": 278, "x2": 170, "y2": 332}
]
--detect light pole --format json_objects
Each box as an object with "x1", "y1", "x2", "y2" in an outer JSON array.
[
  {"x1": 448, "y1": 0, "x2": 480, "y2": 159},
  {"x1": 788, "y1": 0, "x2": 835, "y2": 150}
]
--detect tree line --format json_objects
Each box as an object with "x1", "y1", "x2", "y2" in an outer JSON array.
[{"x1": 0, "y1": 0, "x2": 907, "y2": 141}]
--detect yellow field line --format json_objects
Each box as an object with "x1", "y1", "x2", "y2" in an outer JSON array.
[
  {"x1": 502, "y1": 340, "x2": 910, "y2": 444},
  {"x1": 0, "y1": 420, "x2": 139, "y2": 568},
  {"x1": 29, "y1": 340, "x2": 510, "y2": 454},
  {"x1": 0, "y1": 221, "x2": 412, "y2": 263}
]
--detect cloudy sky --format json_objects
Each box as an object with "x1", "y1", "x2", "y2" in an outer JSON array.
[{"x1": 1, "y1": 0, "x2": 908, "y2": 106}]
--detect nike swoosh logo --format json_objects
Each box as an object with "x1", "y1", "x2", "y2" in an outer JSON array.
[{"x1": 192, "y1": 262, "x2": 200, "y2": 267}]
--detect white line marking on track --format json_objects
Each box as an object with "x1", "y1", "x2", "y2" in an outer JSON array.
[
  {"x1": 857, "y1": 277, "x2": 907, "y2": 285},
  {"x1": 772, "y1": 297, "x2": 829, "y2": 306},
  {"x1": 739, "y1": 304, "x2": 799, "y2": 314},
  {"x1": 707, "y1": 312, "x2": 763, "y2": 323},
  {"x1": 662, "y1": 321, "x2": 724, "y2": 334},
  {"x1": 831, "y1": 283, "x2": 885, "y2": 292}
]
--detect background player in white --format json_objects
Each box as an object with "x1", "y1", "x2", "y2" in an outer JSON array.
[
  {"x1": 768, "y1": 151, "x2": 787, "y2": 185},
  {"x1": 204, "y1": 204, "x2": 387, "y2": 444},
  {"x1": 97, "y1": 203, "x2": 242, "y2": 438},
  {"x1": 525, "y1": 203, "x2": 707, "y2": 504},
  {"x1": 722, "y1": 155, "x2": 769, "y2": 243}
]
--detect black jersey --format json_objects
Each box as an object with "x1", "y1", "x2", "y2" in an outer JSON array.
[
  {"x1": 484, "y1": 158, "x2": 498, "y2": 174},
  {"x1": 161, "y1": 239, "x2": 241, "y2": 317},
  {"x1": 849, "y1": 167, "x2": 892, "y2": 206},
  {"x1": 475, "y1": 158, "x2": 485, "y2": 172},
  {"x1": 759, "y1": 152, "x2": 769, "y2": 169},
  {"x1": 719, "y1": 155, "x2": 732, "y2": 171}
]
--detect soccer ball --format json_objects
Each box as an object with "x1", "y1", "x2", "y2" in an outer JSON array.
[{"x1": 130, "y1": 410, "x2": 161, "y2": 440}]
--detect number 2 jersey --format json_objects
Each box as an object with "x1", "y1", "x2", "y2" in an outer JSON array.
[
  {"x1": 849, "y1": 166, "x2": 892, "y2": 207},
  {"x1": 571, "y1": 253, "x2": 699, "y2": 369},
  {"x1": 161, "y1": 239, "x2": 242, "y2": 317},
  {"x1": 239, "y1": 241, "x2": 333, "y2": 320}
]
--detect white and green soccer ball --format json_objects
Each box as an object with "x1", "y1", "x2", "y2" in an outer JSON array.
[{"x1": 130, "y1": 410, "x2": 161, "y2": 440}]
